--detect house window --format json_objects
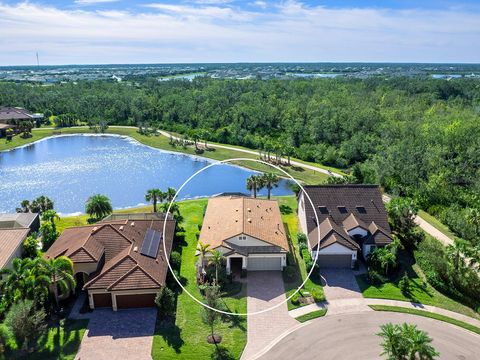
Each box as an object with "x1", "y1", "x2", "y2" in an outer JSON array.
[
  {"x1": 356, "y1": 206, "x2": 367, "y2": 214},
  {"x1": 238, "y1": 235, "x2": 246, "y2": 240},
  {"x1": 338, "y1": 206, "x2": 348, "y2": 214},
  {"x1": 318, "y1": 206, "x2": 329, "y2": 214}
]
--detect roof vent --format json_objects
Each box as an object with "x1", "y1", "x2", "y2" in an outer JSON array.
[
  {"x1": 119, "y1": 226, "x2": 124, "y2": 231},
  {"x1": 131, "y1": 221, "x2": 135, "y2": 227},
  {"x1": 133, "y1": 246, "x2": 138, "y2": 252},
  {"x1": 247, "y1": 208, "x2": 251, "y2": 212},
  {"x1": 235, "y1": 219, "x2": 238, "y2": 222},
  {"x1": 247, "y1": 218, "x2": 251, "y2": 223},
  {"x1": 92, "y1": 227, "x2": 97, "y2": 232}
]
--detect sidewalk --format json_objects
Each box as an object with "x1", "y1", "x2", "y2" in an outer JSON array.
[{"x1": 289, "y1": 298, "x2": 480, "y2": 328}]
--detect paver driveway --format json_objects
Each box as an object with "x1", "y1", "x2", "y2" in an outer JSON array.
[
  {"x1": 241, "y1": 271, "x2": 299, "y2": 360},
  {"x1": 320, "y1": 268, "x2": 363, "y2": 300},
  {"x1": 75, "y1": 308, "x2": 157, "y2": 360}
]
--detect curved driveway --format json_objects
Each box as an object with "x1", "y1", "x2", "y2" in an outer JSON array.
[{"x1": 259, "y1": 312, "x2": 480, "y2": 360}]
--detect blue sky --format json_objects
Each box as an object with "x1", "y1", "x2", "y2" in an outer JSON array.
[{"x1": 0, "y1": 1, "x2": 479, "y2": 65}]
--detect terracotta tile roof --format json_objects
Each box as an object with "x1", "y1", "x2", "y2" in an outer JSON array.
[
  {"x1": 0, "y1": 228, "x2": 29, "y2": 268},
  {"x1": 199, "y1": 196, "x2": 288, "y2": 252},
  {"x1": 0, "y1": 107, "x2": 35, "y2": 121},
  {"x1": 302, "y1": 185, "x2": 392, "y2": 250},
  {"x1": 45, "y1": 215, "x2": 176, "y2": 292}
]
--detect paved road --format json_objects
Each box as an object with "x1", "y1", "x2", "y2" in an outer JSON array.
[
  {"x1": 260, "y1": 312, "x2": 480, "y2": 360},
  {"x1": 75, "y1": 308, "x2": 157, "y2": 360},
  {"x1": 241, "y1": 271, "x2": 300, "y2": 360}
]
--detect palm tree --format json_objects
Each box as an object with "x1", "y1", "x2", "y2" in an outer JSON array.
[
  {"x1": 446, "y1": 239, "x2": 468, "y2": 272},
  {"x1": 208, "y1": 250, "x2": 223, "y2": 285},
  {"x1": 246, "y1": 175, "x2": 262, "y2": 198},
  {"x1": 0, "y1": 258, "x2": 50, "y2": 305},
  {"x1": 16, "y1": 199, "x2": 31, "y2": 213},
  {"x1": 402, "y1": 323, "x2": 439, "y2": 360},
  {"x1": 198, "y1": 242, "x2": 211, "y2": 272},
  {"x1": 378, "y1": 248, "x2": 396, "y2": 275},
  {"x1": 165, "y1": 187, "x2": 177, "y2": 202},
  {"x1": 262, "y1": 173, "x2": 280, "y2": 199},
  {"x1": 30, "y1": 195, "x2": 54, "y2": 214},
  {"x1": 39, "y1": 256, "x2": 76, "y2": 305},
  {"x1": 42, "y1": 209, "x2": 60, "y2": 233},
  {"x1": 85, "y1": 194, "x2": 113, "y2": 220},
  {"x1": 145, "y1": 189, "x2": 165, "y2": 213}
]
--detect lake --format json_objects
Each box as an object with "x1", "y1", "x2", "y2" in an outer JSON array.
[{"x1": 0, "y1": 135, "x2": 292, "y2": 215}]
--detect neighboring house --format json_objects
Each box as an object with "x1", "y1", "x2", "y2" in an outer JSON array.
[
  {"x1": 0, "y1": 213, "x2": 41, "y2": 233},
  {"x1": 0, "y1": 228, "x2": 30, "y2": 270},
  {"x1": 0, "y1": 107, "x2": 43, "y2": 137},
  {"x1": 0, "y1": 213, "x2": 40, "y2": 270},
  {"x1": 199, "y1": 196, "x2": 289, "y2": 273},
  {"x1": 298, "y1": 185, "x2": 392, "y2": 268},
  {"x1": 44, "y1": 213, "x2": 176, "y2": 311}
]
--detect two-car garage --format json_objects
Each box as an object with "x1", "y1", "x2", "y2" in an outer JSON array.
[
  {"x1": 90, "y1": 292, "x2": 157, "y2": 310},
  {"x1": 247, "y1": 256, "x2": 283, "y2": 271}
]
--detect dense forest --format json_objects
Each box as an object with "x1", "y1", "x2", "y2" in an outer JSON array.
[{"x1": 1, "y1": 77, "x2": 479, "y2": 245}]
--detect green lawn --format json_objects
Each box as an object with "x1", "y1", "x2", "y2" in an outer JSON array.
[
  {"x1": 418, "y1": 210, "x2": 456, "y2": 240},
  {"x1": 6, "y1": 319, "x2": 89, "y2": 360},
  {"x1": 356, "y1": 251, "x2": 480, "y2": 320},
  {"x1": 369, "y1": 305, "x2": 480, "y2": 336},
  {"x1": 151, "y1": 199, "x2": 247, "y2": 360},
  {"x1": 1, "y1": 126, "x2": 329, "y2": 185},
  {"x1": 295, "y1": 309, "x2": 327, "y2": 323},
  {"x1": 278, "y1": 196, "x2": 324, "y2": 311}
]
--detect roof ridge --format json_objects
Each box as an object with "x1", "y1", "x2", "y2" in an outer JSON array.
[
  {"x1": 83, "y1": 251, "x2": 137, "y2": 289},
  {"x1": 107, "y1": 264, "x2": 161, "y2": 290},
  {"x1": 69, "y1": 247, "x2": 97, "y2": 262}
]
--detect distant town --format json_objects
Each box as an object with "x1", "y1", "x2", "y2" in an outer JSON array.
[{"x1": 1, "y1": 62, "x2": 480, "y2": 83}]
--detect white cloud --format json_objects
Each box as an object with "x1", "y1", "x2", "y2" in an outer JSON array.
[
  {"x1": 0, "y1": 1, "x2": 479, "y2": 65},
  {"x1": 252, "y1": 1, "x2": 267, "y2": 9},
  {"x1": 75, "y1": 0, "x2": 119, "y2": 4}
]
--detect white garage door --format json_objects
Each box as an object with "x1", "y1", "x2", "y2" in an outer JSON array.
[{"x1": 248, "y1": 257, "x2": 282, "y2": 271}]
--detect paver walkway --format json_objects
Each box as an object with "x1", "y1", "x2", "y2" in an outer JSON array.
[
  {"x1": 241, "y1": 271, "x2": 300, "y2": 360},
  {"x1": 75, "y1": 308, "x2": 157, "y2": 360}
]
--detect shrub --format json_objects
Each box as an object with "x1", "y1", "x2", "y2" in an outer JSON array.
[
  {"x1": 311, "y1": 288, "x2": 325, "y2": 302},
  {"x1": 170, "y1": 251, "x2": 181, "y2": 270},
  {"x1": 291, "y1": 294, "x2": 300, "y2": 305},
  {"x1": 155, "y1": 287, "x2": 176, "y2": 317},
  {"x1": 297, "y1": 233, "x2": 307, "y2": 246},
  {"x1": 240, "y1": 269, "x2": 247, "y2": 278},
  {"x1": 283, "y1": 265, "x2": 297, "y2": 282},
  {"x1": 299, "y1": 242, "x2": 308, "y2": 252},
  {"x1": 399, "y1": 273, "x2": 410, "y2": 295},
  {"x1": 22, "y1": 234, "x2": 39, "y2": 259},
  {"x1": 367, "y1": 269, "x2": 387, "y2": 285},
  {"x1": 4, "y1": 300, "x2": 46, "y2": 351}
]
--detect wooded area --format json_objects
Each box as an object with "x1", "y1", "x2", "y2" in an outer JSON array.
[{"x1": 1, "y1": 77, "x2": 479, "y2": 245}]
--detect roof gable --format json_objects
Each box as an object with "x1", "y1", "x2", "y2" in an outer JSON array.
[{"x1": 108, "y1": 266, "x2": 161, "y2": 290}]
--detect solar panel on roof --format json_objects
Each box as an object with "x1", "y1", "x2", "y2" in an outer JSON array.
[{"x1": 140, "y1": 228, "x2": 163, "y2": 258}]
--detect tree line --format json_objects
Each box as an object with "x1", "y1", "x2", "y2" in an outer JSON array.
[{"x1": 1, "y1": 77, "x2": 479, "y2": 245}]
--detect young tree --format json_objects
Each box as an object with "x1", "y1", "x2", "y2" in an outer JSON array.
[
  {"x1": 41, "y1": 209, "x2": 60, "y2": 234},
  {"x1": 145, "y1": 188, "x2": 165, "y2": 213},
  {"x1": 165, "y1": 187, "x2": 177, "y2": 202},
  {"x1": 261, "y1": 173, "x2": 280, "y2": 200},
  {"x1": 198, "y1": 242, "x2": 211, "y2": 273},
  {"x1": 202, "y1": 284, "x2": 221, "y2": 344},
  {"x1": 4, "y1": 300, "x2": 47, "y2": 351},
  {"x1": 386, "y1": 198, "x2": 420, "y2": 249},
  {"x1": 85, "y1": 194, "x2": 113, "y2": 220},
  {"x1": 154, "y1": 287, "x2": 176, "y2": 317},
  {"x1": 208, "y1": 250, "x2": 223, "y2": 285},
  {"x1": 40, "y1": 222, "x2": 58, "y2": 251}
]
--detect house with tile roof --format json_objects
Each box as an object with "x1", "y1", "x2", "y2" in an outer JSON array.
[
  {"x1": 199, "y1": 196, "x2": 289, "y2": 274},
  {"x1": 0, "y1": 107, "x2": 43, "y2": 137},
  {"x1": 298, "y1": 185, "x2": 392, "y2": 268},
  {"x1": 44, "y1": 213, "x2": 176, "y2": 311},
  {"x1": 0, "y1": 212, "x2": 40, "y2": 270}
]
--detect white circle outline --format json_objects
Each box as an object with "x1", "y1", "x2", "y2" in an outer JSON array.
[{"x1": 162, "y1": 158, "x2": 321, "y2": 316}]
